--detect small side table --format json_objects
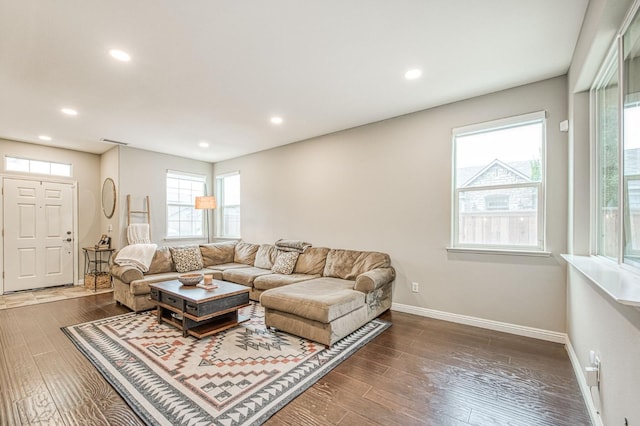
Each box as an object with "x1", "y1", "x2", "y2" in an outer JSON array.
[{"x1": 83, "y1": 247, "x2": 116, "y2": 291}]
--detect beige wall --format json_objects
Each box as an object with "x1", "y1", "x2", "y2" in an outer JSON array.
[
  {"x1": 214, "y1": 76, "x2": 569, "y2": 333},
  {"x1": 117, "y1": 146, "x2": 213, "y2": 246},
  {"x1": 566, "y1": 0, "x2": 640, "y2": 423},
  {"x1": 100, "y1": 146, "x2": 120, "y2": 248},
  {"x1": 0, "y1": 138, "x2": 102, "y2": 281}
]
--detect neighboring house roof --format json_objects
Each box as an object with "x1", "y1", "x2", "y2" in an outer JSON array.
[{"x1": 461, "y1": 159, "x2": 532, "y2": 187}]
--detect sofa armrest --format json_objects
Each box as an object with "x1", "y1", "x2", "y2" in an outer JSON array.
[
  {"x1": 354, "y1": 267, "x2": 395, "y2": 293},
  {"x1": 110, "y1": 264, "x2": 144, "y2": 284}
]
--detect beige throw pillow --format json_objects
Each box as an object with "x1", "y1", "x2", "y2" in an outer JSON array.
[{"x1": 271, "y1": 251, "x2": 299, "y2": 275}]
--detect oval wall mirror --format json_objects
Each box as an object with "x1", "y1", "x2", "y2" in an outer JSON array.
[{"x1": 102, "y1": 178, "x2": 116, "y2": 219}]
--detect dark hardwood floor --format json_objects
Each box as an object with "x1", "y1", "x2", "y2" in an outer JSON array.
[{"x1": 0, "y1": 293, "x2": 591, "y2": 425}]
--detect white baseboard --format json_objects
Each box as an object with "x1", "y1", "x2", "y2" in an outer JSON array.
[
  {"x1": 391, "y1": 302, "x2": 566, "y2": 343},
  {"x1": 565, "y1": 339, "x2": 604, "y2": 426}
]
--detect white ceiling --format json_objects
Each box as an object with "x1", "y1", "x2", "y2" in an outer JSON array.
[{"x1": 0, "y1": 0, "x2": 589, "y2": 163}]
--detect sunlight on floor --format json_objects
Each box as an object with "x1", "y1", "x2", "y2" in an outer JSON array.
[{"x1": 0, "y1": 285, "x2": 113, "y2": 310}]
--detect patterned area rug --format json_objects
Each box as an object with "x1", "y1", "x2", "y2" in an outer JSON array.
[{"x1": 63, "y1": 303, "x2": 390, "y2": 425}]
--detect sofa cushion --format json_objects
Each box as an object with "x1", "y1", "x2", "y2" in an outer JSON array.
[
  {"x1": 147, "y1": 246, "x2": 175, "y2": 274},
  {"x1": 234, "y1": 242, "x2": 259, "y2": 265},
  {"x1": 260, "y1": 277, "x2": 364, "y2": 323},
  {"x1": 254, "y1": 273, "x2": 319, "y2": 291},
  {"x1": 170, "y1": 245, "x2": 204, "y2": 273},
  {"x1": 254, "y1": 244, "x2": 277, "y2": 269},
  {"x1": 207, "y1": 262, "x2": 252, "y2": 271},
  {"x1": 271, "y1": 251, "x2": 299, "y2": 274},
  {"x1": 222, "y1": 267, "x2": 272, "y2": 286},
  {"x1": 200, "y1": 241, "x2": 237, "y2": 266},
  {"x1": 130, "y1": 272, "x2": 179, "y2": 295},
  {"x1": 322, "y1": 249, "x2": 391, "y2": 280},
  {"x1": 293, "y1": 247, "x2": 330, "y2": 275}
]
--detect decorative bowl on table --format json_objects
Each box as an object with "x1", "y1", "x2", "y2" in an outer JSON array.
[{"x1": 177, "y1": 273, "x2": 203, "y2": 286}]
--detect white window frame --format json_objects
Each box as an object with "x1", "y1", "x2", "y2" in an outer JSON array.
[
  {"x1": 449, "y1": 111, "x2": 548, "y2": 255},
  {"x1": 592, "y1": 45, "x2": 620, "y2": 262},
  {"x1": 5, "y1": 155, "x2": 72, "y2": 177},
  {"x1": 215, "y1": 171, "x2": 241, "y2": 238},
  {"x1": 166, "y1": 170, "x2": 206, "y2": 239},
  {"x1": 591, "y1": 0, "x2": 640, "y2": 270}
]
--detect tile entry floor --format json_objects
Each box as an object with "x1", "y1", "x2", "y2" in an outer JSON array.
[{"x1": 0, "y1": 285, "x2": 113, "y2": 310}]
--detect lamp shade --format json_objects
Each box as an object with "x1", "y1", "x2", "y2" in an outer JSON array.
[{"x1": 195, "y1": 196, "x2": 217, "y2": 209}]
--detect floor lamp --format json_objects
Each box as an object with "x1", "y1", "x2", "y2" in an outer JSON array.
[{"x1": 195, "y1": 196, "x2": 216, "y2": 243}]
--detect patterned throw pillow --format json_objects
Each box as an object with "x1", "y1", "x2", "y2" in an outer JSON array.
[
  {"x1": 170, "y1": 246, "x2": 203, "y2": 273},
  {"x1": 271, "y1": 251, "x2": 299, "y2": 275}
]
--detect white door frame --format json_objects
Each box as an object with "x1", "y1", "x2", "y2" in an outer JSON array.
[{"x1": 0, "y1": 174, "x2": 79, "y2": 295}]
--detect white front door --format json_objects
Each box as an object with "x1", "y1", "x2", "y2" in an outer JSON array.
[{"x1": 3, "y1": 178, "x2": 74, "y2": 292}]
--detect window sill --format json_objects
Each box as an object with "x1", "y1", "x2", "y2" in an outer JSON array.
[
  {"x1": 562, "y1": 254, "x2": 640, "y2": 307},
  {"x1": 446, "y1": 247, "x2": 552, "y2": 257}
]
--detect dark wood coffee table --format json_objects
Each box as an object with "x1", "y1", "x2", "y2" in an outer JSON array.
[{"x1": 149, "y1": 279, "x2": 250, "y2": 339}]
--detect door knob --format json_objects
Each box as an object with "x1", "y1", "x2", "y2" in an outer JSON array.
[{"x1": 64, "y1": 238, "x2": 72, "y2": 242}]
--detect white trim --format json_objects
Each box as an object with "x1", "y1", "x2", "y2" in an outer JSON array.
[
  {"x1": 390, "y1": 302, "x2": 566, "y2": 343},
  {"x1": 4, "y1": 155, "x2": 73, "y2": 177},
  {"x1": 215, "y1": 170, "x2": 240, "y2": 179},
  {"x1": 446, "y1": 247, "x2": 552, "y2": 257},
  {"x1": 562, "y1": 254, "x2": 640, "y2": 306},
  {"x1": 166, "y1": 170, "x2": 207, "y2": 239},
  {"x1": 215, "y1": 171, "x2": 241, "y2": 238},
  {"x1": 620, "y1": 0, "x2": 640, "y2": 36},
  {"x1": 565, "y1": 339, "x2": 604, "y2": 426},
  {"x1": 166, "y1": 169, "x2": 206, "y2": 181},
  {"x1": 452, "y1": 110, "x2": 546, "y2": 137},
  {"x1": 0, "y1": 175, "x2": 79, "y2": 294},
  {"x1": 451, "y1": 111, "x2": 547, "y2": 252}
]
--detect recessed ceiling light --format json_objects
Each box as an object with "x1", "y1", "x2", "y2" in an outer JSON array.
[
  {"x1": 109, "y1": 49, "x2": 131, "y2": 62},
  {"x1": 404, "y1": 68, "x2": 423, "y2": 80},
  {"x1": 199, "y1": 141, "x2": 209, "y2": 148},
  {"x1": 270, "y1": 116, "x2": 283, "y2": 125},
  {"x1": 61, "y1": 107, "x2": 78, "y2": 116},
  {"x1": 38, "y1": 135, "x2": 52, "y2": 141}
]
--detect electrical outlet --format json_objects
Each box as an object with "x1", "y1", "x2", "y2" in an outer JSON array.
[{"x1": 411, "y1": 282, "x2": 419, "y2": 293}]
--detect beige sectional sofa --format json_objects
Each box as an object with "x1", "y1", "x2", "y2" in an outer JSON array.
[{"x1": 110, "y1": 241, "x2": 394, "y2": 346}]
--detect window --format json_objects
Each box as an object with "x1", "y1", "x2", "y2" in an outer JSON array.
[
  {"x1": 623, "y1": 8, "x2": 640, "y2": 266},
  {"x1": 593, "y1": 4, "x2": 640, "y2": 267},
  {"x1": 5, "y1": 156, "x2": 71, "y2": 177},
  {"x1": 166, "y1": 170, "x2": 206, "y2": 238},
  {"x1": 593, "y1": 52, "x2": 619, "y2": 260},
  {"x1": 215, "y1": 172, "x2": 240, "y2": 238},
  {"x1": 452, "y1": 111, "x2": 546, "y2": 251}
]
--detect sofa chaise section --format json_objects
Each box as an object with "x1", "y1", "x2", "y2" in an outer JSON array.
[{"x1": 260, "y1": 249, "x2": 395, "y2": 346}]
